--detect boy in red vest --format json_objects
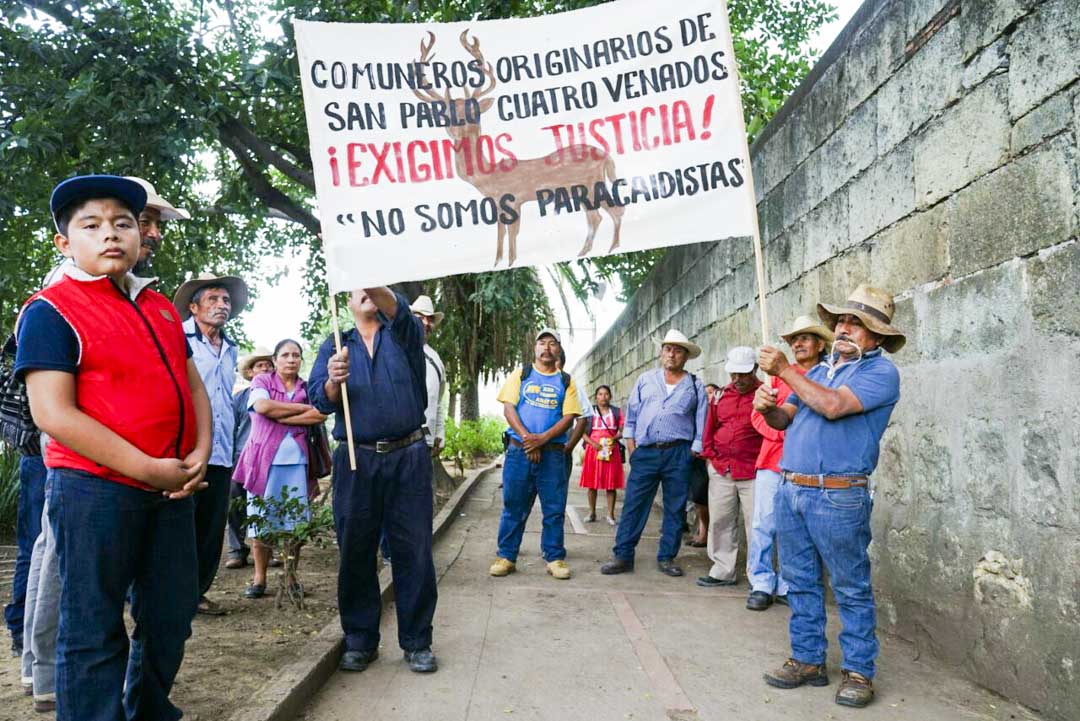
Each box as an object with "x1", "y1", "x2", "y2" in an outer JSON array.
[{"x1": 14, "y1": 175, "x2": 212, "y2": 721}]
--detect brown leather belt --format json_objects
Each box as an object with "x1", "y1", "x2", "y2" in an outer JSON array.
[
  {"x1": 355, "y1": 429, "x2": 425, "y2": 454},
  {"x1": 783, "y1": 472, "x2": 868, "y2": 489},
  {"x1": 509, "y1": 438, "x2": 565, "y2": 453}
]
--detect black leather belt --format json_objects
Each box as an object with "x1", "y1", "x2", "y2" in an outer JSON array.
[
  {"x1": 641, "y1": 440, "x2": 688, "y2": 450},
  {"x1": 355, "y1": 429, "x2": 425, "y2": 454}
]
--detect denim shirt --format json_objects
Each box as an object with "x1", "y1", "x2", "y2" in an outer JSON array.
[
  {"x1": 184, "y1": 317, "x2": 238, "y2": 467},
  {"x1": 309, "y1": 293, "x2": 427, "y2": 444},
  {"x1": 623, "y1": 368, "x2": 708, "y2": 454}
]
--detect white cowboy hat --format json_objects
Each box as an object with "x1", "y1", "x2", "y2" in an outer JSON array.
[
  {"x1": 124, "y1": 177, "x2": 191, "y2": 221},
  {"x1": 656, "y1": 329, "x2": 701, "y2": 359},
  {"x1": 780, "y1": 314, "x2": 835, "y2": 345},
  {"x1": 238, "y1": 346, "x2": 274, "y2": 379},
  {"x1": 173, "y1": 272, "x2": 249, "y2": 321},
  {"x1": 409, "y1": 295, "x2": 444, "y2": 327},
  {"x1": 817, "y1": 284, "x2": 906, "y2": 353}
]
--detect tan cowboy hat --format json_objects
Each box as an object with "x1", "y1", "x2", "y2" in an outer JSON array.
[
  {"x1": 409, "y1": 294, "x2": 444, "y2": 327},
  {"x1": 656, "y1": 329, "x2": 702, "y2": 359},
  {"x1": 817, "y1": 284, "x2": 906, "y2": 353},
  {"x1": 238, "y1": 346, "x2": 273, "y2": 379},
  {"x1": 780, "y1": 314, "x2": 835, "y2": 345},
  {"x1": 124, "y1": 177, "x2": 191, "y2": 221},
  {"x1": 173, "y1": 272, "x2": 249, "y2": 320}
]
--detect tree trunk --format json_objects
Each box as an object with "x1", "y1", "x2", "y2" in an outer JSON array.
[
  {"x1": 448, "y1": 393, "x2": 458, "y2": 424},
  {"x1": 460, "y1": 378, "x2": 480, "y2": 422}
]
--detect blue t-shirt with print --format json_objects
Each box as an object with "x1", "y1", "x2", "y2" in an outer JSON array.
[
  {"x1": 499, "y1": 366, "x2": 578, "y2": 444},
  {"x1": 779, "y1": 350, "x2": 900, "y2": 476}
]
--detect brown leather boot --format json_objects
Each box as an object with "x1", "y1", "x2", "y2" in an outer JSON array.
[
  {"x1": 763, "y1": 658, "x2": 829, "y2": 689},
  {"x1": 835, "y1": 670, "x2": 874, "y2": 707}
]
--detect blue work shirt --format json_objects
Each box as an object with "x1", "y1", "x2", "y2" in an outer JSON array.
[
  {"x1": 780, "y1": 349, "x2": 900, "y2": 476},
  {"x1": 184, "y1": 317, "x2": 238, "y2": 467},
  {"x1": 623, "y1": 368, "x2": 708, "y2": 454},
  {"x1": 309, "y1": 293, "x2": 427, "y2": 443}
]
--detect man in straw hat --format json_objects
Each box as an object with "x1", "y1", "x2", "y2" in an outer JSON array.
[
  {"x1": 224, "y1": 348, "x2": 274, "y2": 569},
  {"x1": 174, "y1": 272, "x2": 250, "y2": 615},
  {"x1": 745, "y1": 316, "x2": 833, "y2": 611},
  {"x1": 409, "y1": 295, "x2": 447, "y2": 457},
  {"x1": 601, "y1": 330, "x2": 708, "y2": 578},
  {"x1": 754, "y1": 285, "x2": 904, "y2": 709}
]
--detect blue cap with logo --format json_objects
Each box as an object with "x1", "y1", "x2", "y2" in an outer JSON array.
[{"x1": 49, "y1": 175, "x2": 148, "y2": 229}]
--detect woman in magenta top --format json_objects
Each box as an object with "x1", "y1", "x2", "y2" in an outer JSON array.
[
  {"x1": 579, "y1": 385, "x2": 625, "y2": 525},
  {"x1": 232, "y1": 339, "x2": 326, "y2": 599}
]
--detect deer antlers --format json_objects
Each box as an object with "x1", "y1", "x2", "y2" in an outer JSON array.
[
  {"x1": 458, "y1": 30, "x2": 497, "y2": 101},
  {"x1": 411, "y1": 30, "x2": 447, "y2": 105}
]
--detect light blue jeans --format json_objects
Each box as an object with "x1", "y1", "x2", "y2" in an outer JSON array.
[{"x1": 748, "y1": 469, "x2": 789, "y2": 596}]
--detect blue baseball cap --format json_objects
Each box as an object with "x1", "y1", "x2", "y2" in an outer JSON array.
[{"x1": 49, "y1": 175, "x2": 148, "y2": 228}]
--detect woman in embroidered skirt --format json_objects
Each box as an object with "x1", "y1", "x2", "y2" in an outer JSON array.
[
  {"x1": 579, "y1": 385, "x2": 625, "y2": 525},
  {"x1": 232, "y1": 339, "x2": 326, "y2": 599}
]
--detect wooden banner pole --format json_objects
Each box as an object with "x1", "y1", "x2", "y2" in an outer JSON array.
[
  {"x1": 719, "y1": 0, "x2": 771, "y2": 347},
  {"x1": 329, "y1": 291, "x2": 358, "y2": 471}
]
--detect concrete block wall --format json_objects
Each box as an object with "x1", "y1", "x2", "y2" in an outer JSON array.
[{"x1": 573, "y1": 1, "x2": 1080, "y2": 718}]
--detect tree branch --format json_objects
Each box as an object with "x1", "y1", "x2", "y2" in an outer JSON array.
[
  {"x1": 218, "y1": 115, "x2": 315, "y2": 191},
  {"x1": 218, "y1": 128, "x2": 320, "y2": 234}
]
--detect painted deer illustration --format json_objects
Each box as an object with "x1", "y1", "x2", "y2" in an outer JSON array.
[{"x1": 412, "y1": 31, "x2": 623, "y2": 267}]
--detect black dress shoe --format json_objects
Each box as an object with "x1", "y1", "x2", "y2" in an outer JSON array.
[
  {"x1": 244, "y1": 583, "x2": 266, "y2": 599},
  {"x1": 11, "y1": 638, "x2": 23, "y2": 658},
  {"x1": 657, "y1": 560, "x2": 684, "y2": 577},
  {"x1": 746, "y1": 590, "x2": 773, "y2": 610},
  {"x1": 774, "y1": 594, "x2": 789, "y2": 606},
  {"x1": 404, "y1": 648, "x2": 438, "y2": 673},
  {"x1": 600, "y1": 558, "x2": 634, "y2": 575},
  {"x1": 696, "y1": 575, "x2": 737, "y2": 588},
  {"x1": 340, "y1": 649, "x2": 379, "y2": 672}
]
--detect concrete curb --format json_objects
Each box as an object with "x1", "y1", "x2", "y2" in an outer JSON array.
[{"x1": 226, "y1": 458, "x2": 500, "y2": 721}]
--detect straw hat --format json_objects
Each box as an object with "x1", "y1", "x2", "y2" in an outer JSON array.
[
  {"x1": 656, "y1": 329, "x2": 702, "y2": 359},
  {"x1": 817, "y1": 284, "x2": 906, "y2": 353},
  {"x1": 409, "y1": 295, "x2": 444, "y2": 327},
  {"x1": 124, "y1": 177, "x2": 191, "y2": 221},
  {"x1": 173, "y1": 272, "x2": 249, "y2": 320},
  {"x1": 238, "y1": 347, "x2": 273, "y2": 379},
  {"x1": 780, "y1": 314, "x2": 835, "y2": 345}
]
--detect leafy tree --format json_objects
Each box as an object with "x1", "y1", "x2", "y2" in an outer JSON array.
[{"x1": 0, "y1": 0, "x2": 833, "y2": 413}]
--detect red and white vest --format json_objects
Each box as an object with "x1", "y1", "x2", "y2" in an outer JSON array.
[{"x1": 23, "y1": 275, "x2": 196, "y2": 490}]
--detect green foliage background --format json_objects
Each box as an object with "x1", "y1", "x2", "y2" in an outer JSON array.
[{"x1": 0, "y1": 0, "x2": 834, "y2": 415}]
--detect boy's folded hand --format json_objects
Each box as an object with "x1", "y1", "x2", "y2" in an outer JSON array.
[
  {"x1": 162, "y1": 453, "x2": 210, "y2": 499},
  {"x1": 142, "y1": 458, "x2": 193, "y2": 492}
]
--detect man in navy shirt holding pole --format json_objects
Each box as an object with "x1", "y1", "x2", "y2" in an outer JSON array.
[{"x1": 309, "y1": 287, "x2": 437, "y2": 675}]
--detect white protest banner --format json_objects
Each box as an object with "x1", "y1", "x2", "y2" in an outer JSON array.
[{"x1": 294, "y1": 0, "x2": 757, "y2": 293}]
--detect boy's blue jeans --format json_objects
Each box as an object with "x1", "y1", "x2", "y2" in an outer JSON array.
[
  {"x1": 497, "y1": 446, "x2": 568, "y2": 563},
  {"x1": 613, "y1": 443, "x2": 690, "y2": 563},
  {"x1": 4, "y1": 454, "x2": 46, "y2": 645},
  {"x1": 776, "y1": 479, "x2": 878, "y2": 678},
  {"x1": 48, "y1": 468, "x2": 198, "y2": 721}
]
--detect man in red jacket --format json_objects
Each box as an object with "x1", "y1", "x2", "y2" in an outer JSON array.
[
  {"x1": 697, "y1": 347, "x2": 764, "y2": 588},
  {"x1": 745, "y1": 316, "x2": 833, "y2": 610}
]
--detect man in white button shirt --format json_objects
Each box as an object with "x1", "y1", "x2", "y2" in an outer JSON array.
[{"x1": 409, "y1": 295, "x2": 446, "y2": 456}]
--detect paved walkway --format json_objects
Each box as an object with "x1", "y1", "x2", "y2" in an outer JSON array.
[{"x1": 299, "y1": 467, "x2": 1042, "y2": 721}]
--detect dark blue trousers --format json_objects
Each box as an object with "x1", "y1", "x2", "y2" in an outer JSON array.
[
  {"x1": 333, "y1": 440, "x2": 436, "y2": 653},
  {"x1": 612, "y1": 443, "x2": 691, "y2": 562},
  {"x1": 49, "y1": 468, "x2": 197, "y2": 721},
  {"x1": 5, "y1": 454, "x2": 46, "y2": 645},
  {"x1": 193, "y1": 464, "x2": 232, "y2": 596}
]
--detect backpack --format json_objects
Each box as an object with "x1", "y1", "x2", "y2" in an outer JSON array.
[
  {"x1": 501, "y1": 365, "x2": 573, "y2": 451},
  {"x1": 0, "y1": 334, "x2": 41, "y2": 456}
]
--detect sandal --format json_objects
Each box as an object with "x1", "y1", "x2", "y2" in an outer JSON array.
[
  {"x1": 606, "y1": 516, "x2": 617, "y2": 527},
  {"x1": 585, "y1": 513, "x2": 597, "y2": 523},
  {"x1": 244, "y1": 583, "x2": 266, "y2": 599},
  {"x1": 687, "y1": 539, "x2": 707, "y2": 548}
]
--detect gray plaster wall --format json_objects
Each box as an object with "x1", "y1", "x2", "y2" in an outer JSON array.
[{"x1": 573, "y1": 1, "x2": 1080, "y2": 718}]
